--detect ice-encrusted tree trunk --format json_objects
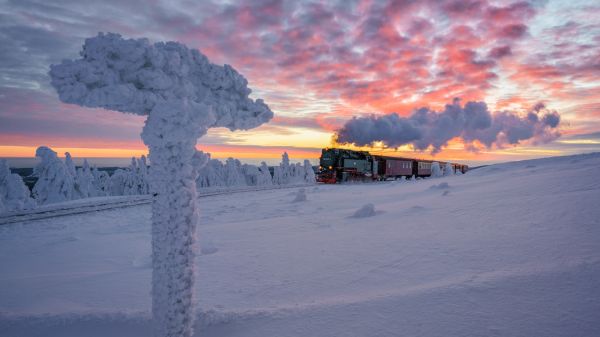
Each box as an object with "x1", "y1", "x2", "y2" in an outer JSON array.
[{"x1": 49, "y1": 33, "x2": 273, "y2": 337}]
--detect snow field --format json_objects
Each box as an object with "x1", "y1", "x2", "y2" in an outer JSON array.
[{"x1": 1, "y1": 153, "x2": 600, "y2": 336}]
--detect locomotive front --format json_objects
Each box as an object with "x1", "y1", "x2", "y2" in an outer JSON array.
[{"x1": 317, "y1": 148, "x2": 338, "y2": 183}]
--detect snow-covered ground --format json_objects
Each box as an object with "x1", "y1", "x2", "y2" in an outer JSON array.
[{"x1": 1, "y1": 153, "x2": 599, "y2": 337}]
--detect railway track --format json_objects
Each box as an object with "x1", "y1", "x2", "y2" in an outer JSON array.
[{"x1": 0, "y1": 184, "x2": 313, "y2": 225}]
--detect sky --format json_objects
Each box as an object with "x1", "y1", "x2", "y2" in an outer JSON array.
[{"x1": 0, "y1": 0, "x2": 599, "y2": 166}]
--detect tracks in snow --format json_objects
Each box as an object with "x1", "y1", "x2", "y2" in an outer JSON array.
[{"x1": 0, "y1": 184, "x2": 313, "y2": 225}]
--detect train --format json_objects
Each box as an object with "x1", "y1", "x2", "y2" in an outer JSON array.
[{"x1": 317, "y1": 148, "x2": 468, "y2": 183}]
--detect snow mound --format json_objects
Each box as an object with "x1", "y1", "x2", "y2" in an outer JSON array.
[
  {"x1": 429, "y1": 182, "x2": 450, "y2": 190},
  {"x1": 292, "y1": 188, "x2": 307, "y2": 203},
  {"x1": 200, "y1": 240, "x2": 219, "y2": 255},
  {"x1": 351, "y1": 203, "x2": 376, "y2": 218}
]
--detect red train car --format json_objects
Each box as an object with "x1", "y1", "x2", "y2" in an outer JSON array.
[{"x1": 372, "y1": 156, "x2": 413, "y2": 179}]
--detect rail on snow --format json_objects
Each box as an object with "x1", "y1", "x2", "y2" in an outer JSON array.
[{"x1": 0, "y1": 184, "x2": 314, "y2": 225}]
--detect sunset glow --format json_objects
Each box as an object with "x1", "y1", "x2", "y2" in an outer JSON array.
[{"x1": 1, "y1": 0, "x2": 599, "y2": 164}]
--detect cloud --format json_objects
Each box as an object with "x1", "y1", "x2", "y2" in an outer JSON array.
[
  {"x1": 1, "y1": 0, "x2": 598, "y2": 157},
  {"x1": 335, "y1": 99, "x2": 561, "y2": 153}
]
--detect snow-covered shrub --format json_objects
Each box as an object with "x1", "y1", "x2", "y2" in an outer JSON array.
[
  {"x1": 49, "y1": 33, "x2": 273, "y2": 337},
  {"x1": 444, "y1": 162, "x2": 454, "y2": 176},
  {"x1": 32, "y1": 146, "x2": 75, "y2": 204},
  {"x1": 431, "y1": 162, "x2": 442, "y2": 178},
  {"x1": 0, "y1": 159, "x2": 35, "y2": 213}
]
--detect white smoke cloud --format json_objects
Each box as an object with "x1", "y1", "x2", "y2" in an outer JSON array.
[{"x1": 336, "y1": 98, "x2": 560, "y2": 153}]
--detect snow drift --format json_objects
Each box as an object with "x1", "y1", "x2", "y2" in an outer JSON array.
[{"x1": 1, "y1": 153, "x2": 600, "y2": 337}]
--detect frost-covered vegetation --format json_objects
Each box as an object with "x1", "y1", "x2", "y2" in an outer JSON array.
[
  {"x1": 0, "y1": 147, "x2": 316, "y2": 212},
  {"x1": 197, "y1": 152, "x2": 316, "y2": 189},
  {"x1": 0, "y1": 159, "x2": 35, "y2": 213}
]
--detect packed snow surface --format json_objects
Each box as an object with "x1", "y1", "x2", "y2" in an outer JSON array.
[{"x1": 1, "y1": 153, "x2": 600, "y2": 337}]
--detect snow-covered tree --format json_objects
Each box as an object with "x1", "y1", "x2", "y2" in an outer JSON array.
[
  {"x1": 50, "y1": 33, "x2": 273, "y2": 337},
  {"x1": 224, "y1": 158, "x2": 246, "y2": 187},
  {"x1": 92, "y1": 167, "x2": 110, "y2": 196},
  {"x1": 108, "y1": 169, "x2": 128, "y2": 196},
  {"x1": 272, "y1": 166, "x2": 284, "y2": 185},
  {"x1": 197, "y1": 157, "x2": 226, "y2": 188},
  {"x1": 292, "y1": 162, "x2": 305, "y2": 184},
  {"x1": 303, "y1": 160, "x2": 316, "y2": 184},
  {"x1": 257, "y1": 162, "x2": 272, "y2": 186},
  {"x1": 32, "y1": 146, "x2": 75, "y2": 204},
  {"x1": 242, "y1": 164, "x2": 260, "y2": 186},
  {"x1": 64, "y1": 152, "x2": 77, "y2": 178},
  {"x1": 430, "y1": 162, "x2": 442, "y2": 178},
  {"x1": 0, "y1": 159, "x2": 35, "y2": 213},
  {"x1": 75, "y1": 159, "x2": 97, "y2": 198},
  {"x1": 444, "y1": 162, "x2": 454, "y2": 176},
  {"x1": 137, "y1": 155, "x2": 150, "y2": 194},
  {"x1": 280, "y1": 152, "x2": 291, "y2": 184}
]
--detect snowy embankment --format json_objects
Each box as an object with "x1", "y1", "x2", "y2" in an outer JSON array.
[
  {"x1": 0, "y1": 184, "x2": 313, "y2": 225},
  {"x1": 1, "y1": 153, "x2": 600, "y2": 337}
]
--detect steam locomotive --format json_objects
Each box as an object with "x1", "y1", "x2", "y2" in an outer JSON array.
[{"x1": 317, "y1": 148, "x2": 468, "y2": 183}]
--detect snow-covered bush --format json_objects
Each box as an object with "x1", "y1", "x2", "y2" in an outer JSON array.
[
  {"x1": 50, "y1": 33, "x2": 273, "y2": 337},
  {"x1": 431, "y1": 162, "x2": 442, "y2": 178},
  {"x1": 32, "y1": 146, "x2": 75, "y2": 204},
  {"x1": 0, "y1": 159, "x2": 35, "y2": 213}
]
